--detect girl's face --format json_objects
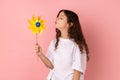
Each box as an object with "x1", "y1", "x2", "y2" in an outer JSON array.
[{"x1": 55, "y1": 11, "x2": 69, "y2": 31}]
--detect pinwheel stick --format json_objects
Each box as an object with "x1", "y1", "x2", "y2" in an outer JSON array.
[
  {"x1": 35, "y1": 33, "x2": 40, "y2": 61},
  {"x1": 36, "y1": 33, "x2": 38, "y2": 44}
]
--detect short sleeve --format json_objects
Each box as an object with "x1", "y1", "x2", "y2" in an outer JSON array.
[
  {"x1": 72, "y1": 44, "x2": 86, "y2": 74},
  {"x1": 45, "y1": 40, "x2": 55, "y2": 64}
]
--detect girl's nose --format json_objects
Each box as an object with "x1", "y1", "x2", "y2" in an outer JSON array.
[
  {"x1": 55, "y1": 20, "x2": 57, "y2": 24},
  {"x1": 55, "y1": 19, "x2": 58, "y2": 24}
]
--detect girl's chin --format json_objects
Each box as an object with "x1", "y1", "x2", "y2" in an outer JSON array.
[
  {"x1": 55, "y1": 26, "x2": 65, "y2": 31},
  {"x1": 55, "y1": 26, "x2": 60, "y2": 29}
]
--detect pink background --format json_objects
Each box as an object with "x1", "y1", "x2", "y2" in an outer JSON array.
[{"x1": 0, "y1": 0, "x2": 120, "y2": 80}]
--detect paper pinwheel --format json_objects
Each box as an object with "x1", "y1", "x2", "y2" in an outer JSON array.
[{"x1": 28, "y1": 15, "x2": 46, "y2": 43}]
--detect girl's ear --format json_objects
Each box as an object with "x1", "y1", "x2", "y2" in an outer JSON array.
[{"x1": 69, "y1": 22, "x2": 74, "y2": 27}]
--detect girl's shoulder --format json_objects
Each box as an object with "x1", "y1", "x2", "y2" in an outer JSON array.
[
  {"x1": 49, "y1": 38, "x2": 56, "y2": 46},
  {"x1": 50, "y1": 39, "x2": 56, "y2": 44}
]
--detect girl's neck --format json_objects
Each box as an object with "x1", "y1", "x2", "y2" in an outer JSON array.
[
  {"x1": 60, "y1": 30, "x2": 69, "y2": 39},
  {"x1": 61, "y1": 35, "x2": 69, "y2": 39}
]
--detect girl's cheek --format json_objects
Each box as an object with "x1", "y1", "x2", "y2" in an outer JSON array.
[{"x1": 57, "y1": 20, "x2": 62, "y2": 24}]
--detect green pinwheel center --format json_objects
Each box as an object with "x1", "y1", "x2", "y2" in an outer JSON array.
[{"x1": 36, "y1": 22, "x2": 41, "y2": 27}]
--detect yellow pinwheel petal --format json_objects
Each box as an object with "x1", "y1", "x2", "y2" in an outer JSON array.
[
  {"x1": 32, "y1": 30, "x2": 37, "y2": 34},
  {"x1": 41, "y1": 26, "x2": 46, "y2": 30},
  {"x1": 28, "y1": 20, "x2": 35, "y2": 25},
  {"x1": 39, "y1": 30, "x2": 43, "y2": 34},
  {"x1": 38, "y1": 16, "x2": 41, "y2": 21},
  {"x1": 32, "y1": 15, "x2": 37, "y2": 22},
  {"x1": 40, "y1": 20, "x2": 45, "y2": 23},
  {"x1": 28, "y1": 15, "x2": 46, "y2": 34}
]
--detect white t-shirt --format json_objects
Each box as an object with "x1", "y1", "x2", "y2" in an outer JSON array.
[{"x1": 46, "y1": 37, "x2": 87, "y2": 80}]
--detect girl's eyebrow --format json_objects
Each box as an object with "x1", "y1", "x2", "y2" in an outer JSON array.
[{"x1": 59, "y1": 15, "x2": 64, "y2": 17}]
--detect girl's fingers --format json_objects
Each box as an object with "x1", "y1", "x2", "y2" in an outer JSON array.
[
  {"x1": 34, "y1": 43, "x2": 41, "y2": 53},
  {"x1": 35, "y1": 43, "x2": 39, "y2": 46},
  {"x1": 35, "y1": 44, "x2": 40, "y2": 48},
  {"x1": 34, "y1": 43, "x2": 42, "y2": 56}
]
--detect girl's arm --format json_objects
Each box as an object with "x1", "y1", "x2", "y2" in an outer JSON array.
[
  {"x1": 72, "y1": 70, "x2": 82, "y2": 80},
  {"x1": 38, "y1": 53, "x2": 54, "y2": 69},
  {"x1": 35, "y1": 43, "x2": 54, "y2": 69}
]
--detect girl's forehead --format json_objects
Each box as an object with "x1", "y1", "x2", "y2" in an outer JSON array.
[{"x1": 59, "y1": 12, "x2": 66, "y2": 17}]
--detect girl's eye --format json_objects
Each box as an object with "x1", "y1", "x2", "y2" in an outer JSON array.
[
  {"x1": 60, "y1": 17, "x2": 63, "y2": 20},
  {"x1": 59, "y1": 17, "x2": 63, "y2": 20}
]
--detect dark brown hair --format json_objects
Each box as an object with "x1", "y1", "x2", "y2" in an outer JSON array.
[{"x1": 55, "y1": 9, "x2": 90, "y2": 61}]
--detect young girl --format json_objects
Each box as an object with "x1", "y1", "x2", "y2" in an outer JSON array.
[{"x1": 35, "y1": 9, "x2": 89, "y2": 80}]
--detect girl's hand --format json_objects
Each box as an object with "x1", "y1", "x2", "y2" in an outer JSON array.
[{"x1": 34, "y1": 43, "x2": 43, "y2": 56}]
